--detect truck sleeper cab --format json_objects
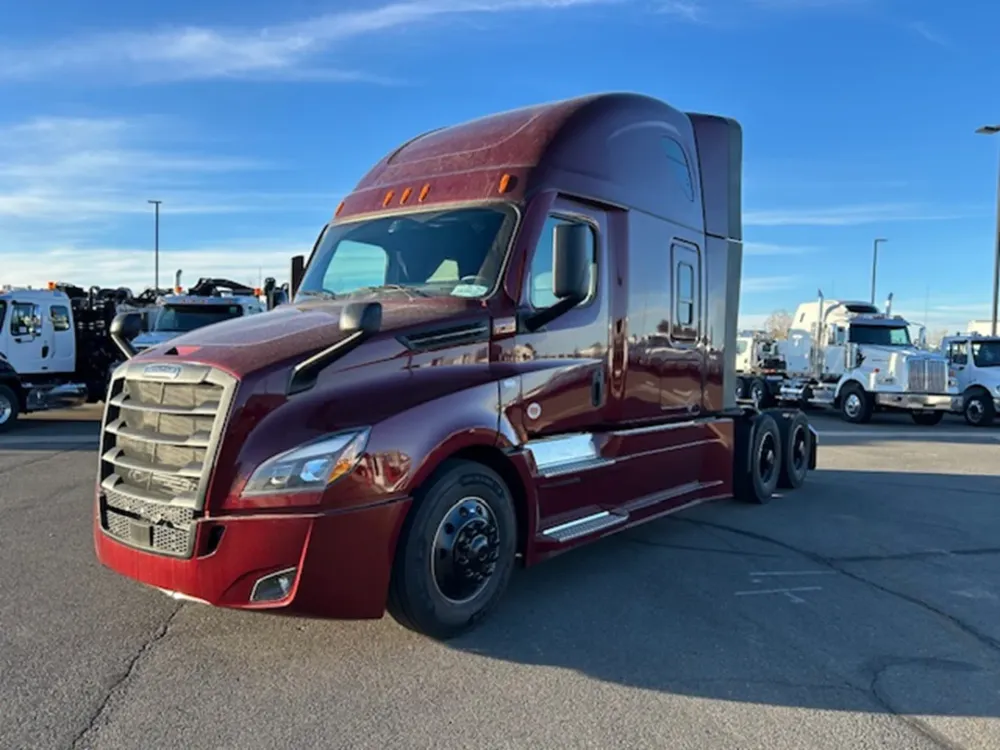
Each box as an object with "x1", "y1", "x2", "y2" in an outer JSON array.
[{"x1": 94, "y1": 93, "x2": 819, "y2": 640}]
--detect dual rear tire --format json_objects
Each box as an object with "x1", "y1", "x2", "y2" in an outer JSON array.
[{"x1": 735, "y1": 409, "x2": 813, "y2": 503}]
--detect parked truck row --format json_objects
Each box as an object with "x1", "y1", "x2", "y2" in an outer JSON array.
[
  {"x1": 0, "y1": 274, "x2": 290, "y2": 431},
  {"x1": 91, "y1": 91, "x2": 822, "y2": 640},
  {"x1": 735, "y1": 297, "x2": 998, "y2": 427}
]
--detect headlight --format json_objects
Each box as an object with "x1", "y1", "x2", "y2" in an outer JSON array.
[{"x1": 241, "y1": 428, "x2": 370, "y2": 497}]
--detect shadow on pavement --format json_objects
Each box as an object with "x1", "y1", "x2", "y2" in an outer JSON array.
[{"x1": 441, "y1": 468, "x2": 1000, "y2": 720}]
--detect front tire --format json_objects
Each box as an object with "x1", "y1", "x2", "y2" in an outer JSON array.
[
  {"x1": 963, "y1": 389, "x2": 996, "y2": 427},
  {"x1": 387, "y1": 459, "x2": 517, "y2": 640},
  {"x1": 839, "y1": 382, "x2": 872, "y2": 423},
  {"x1": 0, "y1": 384, "x2": 20, "y2": 433}
]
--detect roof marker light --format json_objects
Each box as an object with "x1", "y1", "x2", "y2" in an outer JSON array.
[
  {"x1": 418, "y1": 184, "x2": 431, "y2": 202},
  {"x1": 382, "y1": 190, "x2": 395, "y2": 207},
  {"x1": 400, "y1": 187, "x2": 413, "y2": 204},
  {"x1": 335, "y1": 201, "x2": 345, "y2": 217},
  {"x1": 498, "y1": 173, "x2": 512, "y2": 194}
]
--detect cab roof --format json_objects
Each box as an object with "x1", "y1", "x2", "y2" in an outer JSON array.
[{"x1": 335, "y1": 92, "x2": 742, "y2": 242}]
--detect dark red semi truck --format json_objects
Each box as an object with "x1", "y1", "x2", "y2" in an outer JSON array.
[{"x1": 95, "y1": 92, "x2": 819, "y2": 639}]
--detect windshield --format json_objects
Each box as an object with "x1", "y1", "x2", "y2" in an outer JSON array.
[
  {"x1": 153, "y1": 303, "x2": 244, "y2": 333},
  {"x1": 296, "y1": 205, "x2": 516, "y2": 302},
  {"x1": 972, "y1": 340, "x2": 1000, "y2": 367},
  {"x1": 849, "y1": 324, "x2": 912, "y2": 347}
]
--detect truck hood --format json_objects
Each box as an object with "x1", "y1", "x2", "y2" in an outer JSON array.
[
  {"x1": 860, "y1": 345, "x2": 937, "y2": 361},
  {"x1": 135, "y1": 296, "x2": 487, "y2": 377}
]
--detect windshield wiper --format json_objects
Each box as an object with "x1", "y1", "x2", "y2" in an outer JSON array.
[
  {"x1": 296, "y1": 290, "x2": 338, "y2": 300},
  {"x1": 354, "y1": 284, "x2": 432, "y2": 298}
]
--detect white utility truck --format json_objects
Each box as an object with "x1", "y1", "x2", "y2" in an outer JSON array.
[
  {"x1": 938, "y1": 332, "x2": 1000, "y2": 426},
  {"x1": 0, "y1": 284, "x2": 156, "y2": 431},
  {"x1": 775, "y1": 293, "x2": 959, "y2": 424}
]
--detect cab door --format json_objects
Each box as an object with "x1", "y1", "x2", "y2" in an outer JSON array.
[
  {"x1": 47, "y1": 303, "x2": 76, "y2": 374},
  {"x1": 512, "y1": 196, "x2": 618, "y2": 523},
  {"x1": 8, "y1": 301, "x2": 46, "y2": 374}
]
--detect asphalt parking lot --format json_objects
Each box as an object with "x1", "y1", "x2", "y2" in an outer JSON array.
[{"x1": 1, "y1": 407, "x2": 998, "y2": 749}]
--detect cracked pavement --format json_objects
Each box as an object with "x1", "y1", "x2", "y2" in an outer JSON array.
[{"x1": 1, "y1": 408, "x2": 999, "y2": 749}]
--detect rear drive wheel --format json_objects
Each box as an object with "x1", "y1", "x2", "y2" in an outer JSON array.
[
  {"x1": 748, "y1": 377, "x2": 767, "y2": 408},
  {"x1": 911, "y1": 410, "x2": 944, "y2": 426},
  {"x1": 839, "y1": 382, "x2": 872, "y2": 424},
  {"x1": 735, "y1": 412, "x2": 783, "y2": 504},
  {"x1": 0, "y1": 384, "x2": 19, "y2": 433},
  {"x1": 963, "y1": 389, "x2": 996, "y2": 427},
  {"x1": 735, "y1": 376, "x2": 747, "y2": 401},
  {"x1": 387, "y1": 459, "x2": 517, "y2": 640},
  {"x1": 775, "y1": 411, "x2": 812, "y2": 490}
]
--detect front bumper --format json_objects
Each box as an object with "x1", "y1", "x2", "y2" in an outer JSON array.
[
  {"x1": 874, "y1": 393, "x2": 961, "y2": 412},
  {"x1": 94, "y1": 497, "x2": 412, "y2": 619}
]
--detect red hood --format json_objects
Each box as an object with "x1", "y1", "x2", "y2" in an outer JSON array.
[{"x1": 137, "y1": 296, "x2": 487, "y2": 377}]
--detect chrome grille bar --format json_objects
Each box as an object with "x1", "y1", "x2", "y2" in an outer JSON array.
[{"x1": 97, "y1": 360, "x2": 238, "y2": 558}]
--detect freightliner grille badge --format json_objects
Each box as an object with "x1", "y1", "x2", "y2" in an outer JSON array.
[{"x1": 142, "y1": 363, "x2": 182, "y2": 380}]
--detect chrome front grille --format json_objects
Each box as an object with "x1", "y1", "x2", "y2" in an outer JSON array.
[
  {"x1": 907, "y1": 358, "x2": 947, "y2": 393},
  {"x1": 97, "y1": 361, "x2": 238, "y2": 558}
]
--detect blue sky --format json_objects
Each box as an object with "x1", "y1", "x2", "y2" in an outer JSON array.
[{"x1": 0, "y1": 0, "x2": 997, "y2": 334}]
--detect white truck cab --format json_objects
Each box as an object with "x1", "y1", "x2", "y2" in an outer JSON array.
[
  {"x1": 132, "y1": 293, "x2": 265, "y2": 352},
  {"x1": 0, "y1": 288, "x2": 89, "y2": 430},
  {"x1": 776, "y1": 294, "x2": 958, "y2": 424},
  {"x1": 939, "y1": 333, "x2": 1000, "y2": 426}
]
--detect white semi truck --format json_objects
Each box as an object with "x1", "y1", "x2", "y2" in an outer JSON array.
[
  {"x1": 938, "y1": 332, "x2": 1000, "y2": 426},
  {"x1": 773, "y1": 293, "x2": 960, "y2": 424},
  {"x1": 735, "y1": 330, "x2": 787, "y2": 407}
]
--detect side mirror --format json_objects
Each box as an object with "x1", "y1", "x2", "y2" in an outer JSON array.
[
  {"x1": 552, "y1": 223, "x2": 591, "y2": 301},
  {"x1": 110, "y1": 311, "x2": 144, "y2": 359},
  {"x1": 339, "y1": 301, "x2": 382, "y2": 335}
]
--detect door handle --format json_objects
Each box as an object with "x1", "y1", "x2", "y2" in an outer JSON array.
[{"x1": 591, "y1": 368, "x2": 605, "y2": 407}]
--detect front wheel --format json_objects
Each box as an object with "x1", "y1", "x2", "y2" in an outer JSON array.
[
  {"x1": 911, "y1": 410, "x2": 944, "y2": 426},
  {"x1": 839, "y1": 382, "x2": 872, "y2": 424},
  {"x1": 0, "y1": 384, "x2": 20, "y2": 433},
  {"x1": 387, "y1": 459, "x2": 517, "y2": 640},
  {"x1": 963, "y1": 390, "x2": 996, "y2": 427}
]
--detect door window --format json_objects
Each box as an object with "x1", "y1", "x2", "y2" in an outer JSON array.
[
  {"x1": 670, "y1": 244, "x2": 700, "y2": 342},
  {"x1": 50, "y1": 305, "x2": 71, "y2": 332},
  {"x1": 10, "y1": 303, "x2": 40, "y2": 336},
  {"x1": 949, "y1": 340, "x2": 969, "y2": 365}
]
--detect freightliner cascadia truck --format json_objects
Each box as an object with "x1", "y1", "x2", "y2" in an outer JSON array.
[{"x1": 94, "y1": 93, "x2": 819, "y2": 640}]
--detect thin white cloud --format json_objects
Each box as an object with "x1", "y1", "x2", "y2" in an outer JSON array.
[
  {"x1": 0, "y1": 241, "x2": 311, "y2": 294},
  {"x1": 744, "y1": 203, "x2": 971, "y2": 227},
  {"x1": 0, "y1": 115, "x2": 339, "y2": 223},
  {"x1": 741, "y1": 276, "x2": 800, "y2": 293},
  {"x1": 744, "y1": 241, "x2": 819, "y2": 255},
  {"x1": 908, "y1": 21, "x2": 948, "y2": 47},
  {"x1": 0, "y1": 0, "x2": 626, "y2": 84}
]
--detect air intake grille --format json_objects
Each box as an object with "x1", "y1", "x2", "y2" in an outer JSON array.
[
  {"x1": 907, "y1": 358, "x2": 947, "y2": 394},
  {"x1": 97, "y1": 361, "x2": 238, "y2": 558}
]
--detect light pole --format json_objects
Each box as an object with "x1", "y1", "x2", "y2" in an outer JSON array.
[
  {"x1": 976, "y1": 124, "x2": 1000, "y2": 336},
  {"x1": 148, "y1": 199, "x2": 162, "y2": 292},
  {"x1": 870, "y1": 238, "x2": 887, "y2": 305}
]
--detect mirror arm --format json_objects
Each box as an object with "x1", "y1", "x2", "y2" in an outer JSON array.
[{"x1": 521, "y1": 294, "x2": 584, "y2": 333}]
